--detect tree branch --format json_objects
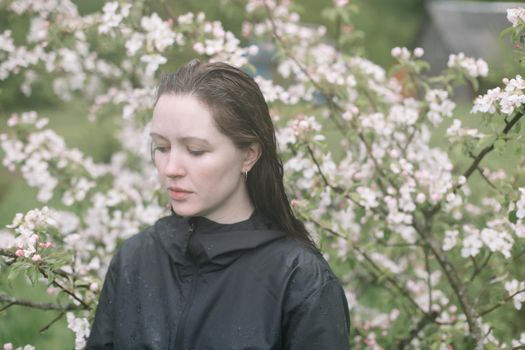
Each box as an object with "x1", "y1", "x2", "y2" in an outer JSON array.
[
  {"x1": 412, "y1": 221, "x2": 484, "y2": 347},
  {"x1": 40, "y1": 311, "x2": 66, "y2": 333},
  {"x1": 428, "y1": 111, "x2": 524, "y2": 217},
  {"x1": 262, "y1": 1, "x2": 398, "y2": 195},
  {"x1": 397, "y1": 311, "x2": 439, "y2": 349},
  {"x1": 306, "y1": 216, "x2": 428, "y2": 315},
  {"x1": 469, "y1": 252, "x2": 492, "y2": 284},
  {"x1": 479, "y1": 288, "x2": 525, "y2": 317},
  {"x1": 0, "y1": 294, "x2": 82, "y2": 312},
  {"x1": 476, "y1": 167, "x2": 497, "y2": 190}
]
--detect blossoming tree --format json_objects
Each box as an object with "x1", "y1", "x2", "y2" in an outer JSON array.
[{"x1": 1, "y1": 0, "x2": 525, "y2": 348}]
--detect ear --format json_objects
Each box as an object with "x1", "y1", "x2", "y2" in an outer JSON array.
[{"x1": 242, "y1": 142, "x2": 261, "y2": 172}]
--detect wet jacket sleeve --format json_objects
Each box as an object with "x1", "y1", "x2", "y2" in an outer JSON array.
[
  {"x1": 283, "y1": 278, "x2": 350, "y2": 350},
  {"x1": 86, "y1": 254, "x2": 119, "y2": 349}
]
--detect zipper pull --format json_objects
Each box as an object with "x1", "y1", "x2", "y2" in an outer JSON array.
[{"x1": 189, "y1": 222, "x2": 194, "y2": 233}]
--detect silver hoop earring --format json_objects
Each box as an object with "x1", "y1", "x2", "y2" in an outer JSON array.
[{"x1": 243, "y1": 170, "x2": 248, "y2": 181}]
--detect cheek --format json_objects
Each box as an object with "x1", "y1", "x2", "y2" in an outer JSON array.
[
  {"x1": 191, "y1": 157, "x2": 240, "y2": 189},
  {"x1": 153, "y1": 154, "x2": 167, "y2": 175}
]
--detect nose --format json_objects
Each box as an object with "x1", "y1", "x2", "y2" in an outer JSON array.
[{"x1": 162, "y1": 149, "x2": 186, "y2": 178}]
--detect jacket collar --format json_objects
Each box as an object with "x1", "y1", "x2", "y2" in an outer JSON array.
[{"x1": 152, "y1": 209, "x2": 285, "y2": 270}]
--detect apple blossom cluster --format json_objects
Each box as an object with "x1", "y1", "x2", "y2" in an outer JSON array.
[
  {"x1": 507, "y1": 7, "x2": 525, "y2": 27},
  {"x1": 5, "y1": 206, "x2": 56, "y2": 260},
  {"x1": 190, "y1": 18, "x2": 259, "y2": 68},
  {"x1": 8, "y1": 0, "x2": 78, "y2": 17},
  {"x1": 391, "y1": 46, "x2": 424, "y2": 61},
  {"x1": 512, "y1": 333, "x2": 525, "y2": 348},
  {"x1": 0, "y1": 111, "x2": 106, "y2": 203},
  {"x1": 516, "y1": 188, "x2": 525, "y2": 220},
  {"x1": 2, "y1": 344, "x2": 35, "y2": 350},
  {"x1": 445, "y1": 118, "x2": 485, "y2": 143},
  {"x1": 67, "y1": 312, "x2": 91, "y2": 350},
  {"x1": 447, "y1": 53, "x2": 489, "y2": 79},
  {"x1": 425, "y1": 89, "x2": 456, "y2": 126},
  {"x1": 290, "y1": 115, "x2": 325, "y2": 142},
  {"x1": 472, "y1": 75, "x2": 525, "y2": 115},
  {"x1": 89, "y1": 86, "x2": 156, "y2": 121},
  {"x1": 98, "y1": 2, "x2": 131, "y2": 36},
  {"x1": 505, "y1": 279, "x2": 525, "y2": 310},
  {"x1": 454, "y1": 222, "x2": 514, "y2": 259},
  {"x1": 254, "y1": 76, "x2": 315, "y2": 105}
]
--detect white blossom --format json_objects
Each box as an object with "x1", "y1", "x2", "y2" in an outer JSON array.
[
  {"x1": 504, "y1": 279, "x2": 525, "y2": 310},
  {"x1": 98, "y1": 2, "x2": 131, "y2": 35},
  {"x1": 446, "y1": 119, "x2": 485, "y2": 142},
  {"x1": 507, "y1": 8, "x2": 525, "y2": 27},
  {"x1": 516, "y1": 188, "x2": 525, "y2": 219},
  {"x1": 425, "y1": 89, "x2": 455, "y2": 126},
  {"x1": 140, "y1": 54, "x2": 167, "y2": 77},
  {"x1": 448, "y1": 53, "x2": 488, "y2": 78},
  {"x1": 66, "y1": 312, "x2": 90, "y2": 349},
  {"x1": 125, "y1": 32, "x2": 144, "y2": 56},
  {"x1": 141, "y1": 13, "x2": 180, "y2": 52},
  {"x1": 461, "y1": 226, "x2": 483, "y2": 258},
  {"x1": 443, "y1": 229, "x2": 458, "y2": 251},
  {"x1": 356, "y1": 187, "x2": 379, "y2": 209}
]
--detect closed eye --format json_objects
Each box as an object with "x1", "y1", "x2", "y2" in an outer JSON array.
[
  {"x1": 154, "y1": 146, "x2": 170, "y2": 153},
  {"x1": 188, "y1": 148, "x2": 205, "y2": 156}
]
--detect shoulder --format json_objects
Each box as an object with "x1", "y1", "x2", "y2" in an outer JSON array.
[
  {"x1": 271, "y1": 237, "x2": 334, "y2": 279},
  {"x1": 262, "y1": 237, "x2": 343, "y2": 309}
]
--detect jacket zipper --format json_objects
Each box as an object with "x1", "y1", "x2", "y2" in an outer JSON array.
[{"x1": 173, "y1": 223, "x2": 198, "y2": 349}]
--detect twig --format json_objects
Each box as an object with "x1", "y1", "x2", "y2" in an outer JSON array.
[
  {"x1": 476, "y1": 167, "x2": 497, "y2": 190},
  {"x1": 40, "y1": 311, "x2": 66, "y2": 333},
  {"x1": 424, "y1": 247, "x2": 433, "y2": 313},
  {"x1": 159, "y1": 0, "x2": 178, "y2": 22},
  {"x1": 307, "y1": 216, "x2": 428, "y2": 315},
  {"x1": 397, "y1": 311, "x2": 439, "y2": 350},
  {"x1": 479, "y1": 288, "x2": 525, "y2": 317},
  {"x1": 262, "y1": 1, "x2": 397, "y2": 195},
  {"x1": 469, "y1": 252, "x2": 492, "y2": 283},
  {"x1": 38, "y1": 268, "x2": 90, "y2": 309},
  {"x1": 0, "y1": 248, "x2": 74, "y2": 280},
  {"x1": 428, "y1": 111, "x2": 524, "y2": 217},
  {"x1": 412, "y1": 221, "x2": 484, "y2": 347},
  {"x1": 0, "y1": 294, "x2": 82, "y2": 312},
  {"x1": 304, "y1": 144, "x2": 387, "y2": 216}
]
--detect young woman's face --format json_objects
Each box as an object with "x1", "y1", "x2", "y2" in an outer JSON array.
[{"x1": 150, "y1": 94, "x2": 257, "y2": 223}]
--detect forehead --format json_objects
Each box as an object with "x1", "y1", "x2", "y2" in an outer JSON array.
[{"x1": 151, "y1": 94, "x2": 221, "y2": 140}]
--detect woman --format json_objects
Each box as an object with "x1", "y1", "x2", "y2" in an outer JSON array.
[{"x1": 86, "y1": 60, "x2": 350, "y2": 349}]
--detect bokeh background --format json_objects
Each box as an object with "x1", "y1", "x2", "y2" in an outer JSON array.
[{"x1": 1, "y1": 0, "x2": 524, "y2": 347}]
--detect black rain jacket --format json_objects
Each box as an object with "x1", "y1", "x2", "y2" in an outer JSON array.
[{"x1": 86, "y1": 210, "x2": 350, "y2": 349}]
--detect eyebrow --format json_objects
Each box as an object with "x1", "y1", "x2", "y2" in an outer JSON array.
[{"x1": 149, "y1": 132, "x2": 212, "y2": 147}]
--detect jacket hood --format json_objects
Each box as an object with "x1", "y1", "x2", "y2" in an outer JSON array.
[{"x1": 152, "y1": 209, "x2": 286, "y2": 271}]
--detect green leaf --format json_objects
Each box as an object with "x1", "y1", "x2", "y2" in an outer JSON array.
[
  {"x1": 27, "y1": 265, "x2": 41, "y2": 285},
  {"x1": 494, "y1": 138, "x2": 506, "y2": 154},
  {"x1": 500, "y1": 26, "x2": 515, "y2": 38},
  {"x1": 475, "y1": 134, "x2": 495, "y2": 152},
  {"x1": 509, "y1": 210, "x2": 518, "y2": 224},
  {"x1": 46, "y1": 250, "x2": 73, "y2": 269},
  {"x1": 6, "y1": 261, "x2": 32, "y2": 285}
]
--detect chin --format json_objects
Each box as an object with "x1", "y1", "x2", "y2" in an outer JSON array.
[{"x1": 170, "y1": 202, "x2": 201, "y2": 217}]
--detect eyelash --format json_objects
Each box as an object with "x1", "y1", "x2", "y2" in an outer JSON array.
[{"x1": 153, "y1": 146, "x2": 205, "y2": 156}]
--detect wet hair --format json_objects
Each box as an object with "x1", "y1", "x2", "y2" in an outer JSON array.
[{"x1": 155, "y1": 59, "x2": 317, "y2": 251}]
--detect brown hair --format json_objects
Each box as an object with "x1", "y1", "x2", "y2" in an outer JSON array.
[{"x1": 155, "y1": 59, "x2": 317, "y2": 251}]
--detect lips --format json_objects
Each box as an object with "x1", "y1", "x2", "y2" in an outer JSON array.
[{"x1": 168, "y1": 187, "x2": 192, "y2": 201}]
